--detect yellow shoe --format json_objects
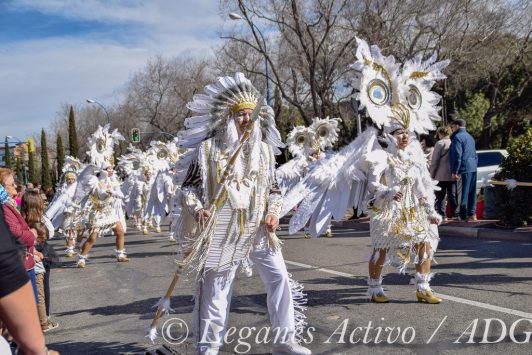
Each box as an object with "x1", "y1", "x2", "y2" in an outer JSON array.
[
  {"x1": 325, "y1": 230, "x2": 333, "y2": 238},
  {"x1": 155, "y1": 226, "x2": 161, "y2": 233},
  {"x1": 77, "y1": 259, "x2": 86, "y2": 268},
  {"x1": 416, "y1": 290, "x2": 442, "y2": 304},
  {"x1": 371, "y1": 294, "x2": 390, "y2": 303},
  {"x1": 66, "y1": 250, "x2": 76, "y2": 257},
  {"x1": 304, "y1": 233, "x2": 311, "y2": 239},
  {"x1": 117, "y1": 256, "x2": 129, "y2": 262},
  {"x1": 142, "y1": 228, "x2": 149, "y2": 235}
]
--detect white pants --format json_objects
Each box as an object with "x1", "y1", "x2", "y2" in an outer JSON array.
[{"x1": 195, "y1": 247, "x2": 296, "y2": 354}]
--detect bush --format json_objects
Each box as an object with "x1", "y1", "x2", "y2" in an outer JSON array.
[{"x1": 494, "y1": 128, "x2": 532, "y2": 226}]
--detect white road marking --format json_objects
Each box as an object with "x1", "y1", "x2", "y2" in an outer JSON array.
[{"x1": 285, "y1": 260, "x2": 532, "y2": 319}]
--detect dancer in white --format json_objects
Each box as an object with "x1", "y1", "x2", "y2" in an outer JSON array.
[
  {"x1": 276, "y1": 117, "x2": 340, "y2": 238},
  {"x1": 45, "y1": 156, "x2": 85, "y2": 256},
  {"x1": 75, "y1": 125, "x2": 128, "y2": 268},
  {"x1": 281, "y1": 37, "x2": 449, "y2": 303},
  {"x1": 165, "y1": 73, "x2": 311, "y2": 355}
]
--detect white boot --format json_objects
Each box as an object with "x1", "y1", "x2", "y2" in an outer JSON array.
[{"x1": 272, "y1": 340, "x2": 312, "y2": 355}]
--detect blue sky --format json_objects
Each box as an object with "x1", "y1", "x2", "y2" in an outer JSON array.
[{"x1": 0, "y1": 0, "x2": 226, "y2": 140}]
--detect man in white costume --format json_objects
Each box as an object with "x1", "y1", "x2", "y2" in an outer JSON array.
[{"x1": 174, "y1": 73, "x2": 311, "y2": 355}]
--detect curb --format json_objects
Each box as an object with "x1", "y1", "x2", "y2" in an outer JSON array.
[{"x1": 438, "y1": 225, "x2": 532, "y2": 243}]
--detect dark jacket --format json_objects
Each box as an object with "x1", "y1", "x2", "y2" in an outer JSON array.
[{"x1": 450, "y1": 128, "x2": 478, "y2": 174}]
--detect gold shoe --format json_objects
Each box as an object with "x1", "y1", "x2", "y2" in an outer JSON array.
[
  {"x1": 325, "y1": 230, "x2": 333, "y2": 238},
  {"x1": 371, "y1": 294, "x2": 390, "y2": 303},
  {"x1": 416, "y1": 290, "x2": 442, "y2": 304},
  {"x1": 304, "y1": 233, "x2": 312, "y2": 239},
  {"x1": 155, "y1": 226, "x2": 161, "y2": 233},
  {"x1": 142, "y1": 228, "x2": 149, "y2": 235},
  {"x1": 117, "y1": 256, "x2": 129, "y2": 262},
  {"x1": 66, "y1": 250, "x2": 76, "y2": 257},
  {"x1": 77, "y1": 260, "x2": 86, "y2": 268}
]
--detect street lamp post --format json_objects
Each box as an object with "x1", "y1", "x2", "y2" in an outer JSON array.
[
  {"x1": 229, "y1": 12, "x2": 271, "y2": 105},
  {"x1": 86, "y1": 99, "x2": 111, "y2": 125}
]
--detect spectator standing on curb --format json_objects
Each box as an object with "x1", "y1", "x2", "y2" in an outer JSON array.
[
  {"x1": 420, "y1": 133, "x2": 436, "y2": 167},
  {"x1": 0, "y1": 203, "x2": 59, "y2": 355},
  {"x1": 0, "y1": 169, "x2": 39, "y2": 302},
  {"x1": 430, "y1": 127, "x2": 458, "y2": 221},
  {"x1": 450, "y1": 119, "x2": 478, "y2": 222}
]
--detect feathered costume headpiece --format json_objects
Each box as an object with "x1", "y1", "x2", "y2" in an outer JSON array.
[
  {"x1": 87, "y1": 124, "x2": 124, "y2": 170},
  {"x1": 178, "y1": 72, "x2": 284, "y2": 154}
]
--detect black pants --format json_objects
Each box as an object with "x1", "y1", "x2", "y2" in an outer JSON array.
[
  {"x1": 434, "y1": 181, "x2": 458, "y2": 218},
  {"x1": 44, "y1": 266, "x2": 51, "y2": 316}
]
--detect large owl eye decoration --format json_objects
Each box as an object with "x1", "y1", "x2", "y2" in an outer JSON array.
[
  {"x1": 96, "y1": 138, "x2": 106, "y2": 153},
  {"x1": 367, "y1": 79, "x2": 389, "y2": 106},
  {"x1": 295, "y1": 132, "x2": 307, "y2": 146},
  {"x1": 157, "y1": 149, "x2": 168, "y2": 159},
  {"x1": 407, "y1": 85, "x2": 422, "y2": 110},
  {"x1": 316, "y1": 124, "x2": 330, "y2": 139}
]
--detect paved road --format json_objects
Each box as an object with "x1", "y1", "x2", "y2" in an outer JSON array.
[{"x1": 45, "y1": 220, "x2": 532, "y2": 354}]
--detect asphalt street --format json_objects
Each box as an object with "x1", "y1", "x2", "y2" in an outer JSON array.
[{"x1": 44, "y1": 220, "x2": 532, "y2": 355}]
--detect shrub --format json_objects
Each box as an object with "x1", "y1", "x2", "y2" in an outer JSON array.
[{"x1": 494, "y1": 128, "x2": 532, "y2": 226}]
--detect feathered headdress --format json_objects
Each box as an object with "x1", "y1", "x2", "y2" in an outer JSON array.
[
  {"x1": 178, "y1": 72, "x2": 284, "y2": 154},
  {"x1": 61, "y1": 156, "x2": 84, "y2": 180},
  {"x1": 350, "y1": 37, "x2": 449, "y2": 134},
  {"x1": 87, "y1": 124, "x2": 124, "y2": 169}
]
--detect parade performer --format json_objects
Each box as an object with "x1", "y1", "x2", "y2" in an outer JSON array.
[
  {"x1": 281, "y1": 38, "x2": 448, "y2": 304},
  {"x1": 151, "y1": 73, "x2": 311, "y2": 355},
  {"x1": 131, "y1": 163, "x2": 154, "y2": 235},
  {"x1": 45, "y1": 156, "x2": 85, "y2": 257},
  {"x1": 75, "y1": 124, "x2": 128, "y2": 268},
  {"x1": 144, "y1": 140, "x2": 182, "y2": 239},
  {"x1": 276, "y1": 117, "x2": 340, "y2": 238}
]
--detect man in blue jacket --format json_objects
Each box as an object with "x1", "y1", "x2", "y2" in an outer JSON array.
[{"x1": 450, "y1": 119, "x2": 478, "y2": 221}]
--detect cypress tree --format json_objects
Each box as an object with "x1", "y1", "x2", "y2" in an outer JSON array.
[
  {"x1": 40, "y1": 129, "x2": 52, "y2": 187},
  {"x1": 28, "y1": 150, "x2": 36, "y2": 183},
  {"x1": 68, "y1": 106, "x2": 79, "y2": 158},
  {"x1": 4, "y1": 141, "x2": 11, "y2": 168},
  {"x1": 56, "y1": 135, "x2": 65, "y2": 178},
  {"x1": 15, "y1": 156, "x2": 23, "y2": 182}
]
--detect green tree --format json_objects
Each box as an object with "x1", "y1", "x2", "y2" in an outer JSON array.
[
  {"x1": 40, "y1": 129, "x2": 52, "y2": 187},
  {"x1": 458, "y1": 92, "x2": 490, "y2": 142},
  {"x1": 56, "y1": 135, "x2": 65, "y2": 178},
  {"x1": 28, "y1": 150, "x2": 36, "y2": 184},
  {"x1": 68, "y1": 105, "x2": 79, "y2": 158},
  {"x1": 15, "y1": 156, "x2": 23, "y2": 182},
  {"x1": 3, "y1": 141, "x2": 11, "y2": 168}
]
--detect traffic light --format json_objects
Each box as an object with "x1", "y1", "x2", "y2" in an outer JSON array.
[{"x1": 131, "y1": 128, "x2": 140, "y2": 143}]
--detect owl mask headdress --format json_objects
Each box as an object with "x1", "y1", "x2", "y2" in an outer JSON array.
[
  {"x1": 286, "y1": 117, "x2": 341, "y2": 158},
  {"x1": 87, "y1": 124, "x2": 124, "y2": 170},
  {"x1": 351, "y1": 37, "x2": 449, "y2": 134},
  {"x1": 178, "y1": 72, "x2": 284, "y2": 154}
]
